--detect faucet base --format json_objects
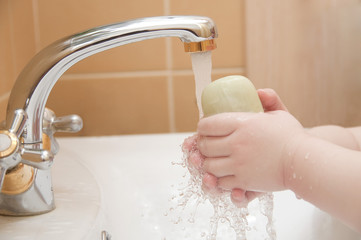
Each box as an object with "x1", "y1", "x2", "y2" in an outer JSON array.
[
  {"x1": 1, "y1": 164, "x2": 34, "y2": 195},
  {"x1": 0, "y1": 169, "x2": 55, "y2": 216}
]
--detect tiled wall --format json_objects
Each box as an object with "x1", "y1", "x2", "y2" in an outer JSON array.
[
  {"x1": 0, "y1": 0, "x2": 245, "y2": 136},
  {"x1": 3, "y1": 0, "x2": 360, "y2": 136}
]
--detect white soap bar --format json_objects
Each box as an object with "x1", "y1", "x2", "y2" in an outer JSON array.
[{"x1": 201, "y1": 75, "x2": 263, "y2": 117}]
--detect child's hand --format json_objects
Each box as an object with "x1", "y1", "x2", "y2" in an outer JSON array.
[
  {"x1": 198, "y1": 88, "x2": 303, "y2": 205},
  {"x1": 198, "y1": 110, "x2": 305, "y2": 192}
]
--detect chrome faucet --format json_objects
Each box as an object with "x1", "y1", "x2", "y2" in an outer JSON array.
[{"x1": 0, "y1": 16, "x2": 217, "y2": 216}]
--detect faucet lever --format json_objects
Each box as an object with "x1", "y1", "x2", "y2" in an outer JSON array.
[
  {"x1": 8, "y1": 109, "x2": 27, "y2": 138},
  {"x1": 20, "y1": 148, "x2": 54, "y2": 170},
  {"x1": 51, "y1": 114, "x2": 83, "y2": 133},
  {"x1": 43, "y1": 108, "x2": 83, "y2": 134},
  {"x1": 42, "y1": 108, "x2": 83, "y2": 155}
]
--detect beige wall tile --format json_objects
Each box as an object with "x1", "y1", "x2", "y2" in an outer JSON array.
[
  {"x1": 9, "y1": 0, "x2": 37, "y2": 77},
  {"x1": 173, "y1": 75, "x2": 198, "y2": 132},
  {"x1": 0, "y1": 0, "x2": 36, "y2": 104},
  {"x1": 245, "y1": 0, "x2": 361, "y2": 127},
  {"x1": 170, "y1": 0, "x2": 245, "y2": 70},
  {"x1": 0, "y1": 0, "x2": 15, "y2": 95},
  {"x1": 47, "y1": 76, "x2": 170, "y2": 136},
  {"x1": 37, "y1": 0, "x2": 167, "y2": 73},
  {"x1": 0, "y1": 0, "x2": 34, "y2": 124}
]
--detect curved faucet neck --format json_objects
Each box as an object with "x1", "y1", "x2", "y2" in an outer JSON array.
[{"x1": 6, "y1": 16, "x2": 217, "y2": 144}]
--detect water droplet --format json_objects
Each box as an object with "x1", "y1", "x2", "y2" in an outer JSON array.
[{"x1": 292, "y1": 172, "x2": 297, "y2": 179}]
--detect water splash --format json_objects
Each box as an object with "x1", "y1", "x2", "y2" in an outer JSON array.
[{"x1": 167, "y1": 139, "x2": 276, "y2": 240}]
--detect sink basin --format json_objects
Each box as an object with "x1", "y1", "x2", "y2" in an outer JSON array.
[{"x1": 0, "y1": 133, "x2": 359, "y2": 239}]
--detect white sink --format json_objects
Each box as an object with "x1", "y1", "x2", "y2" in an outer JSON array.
[{"x1": 0, "y1": 133, "x2": 359, "y2": 240}]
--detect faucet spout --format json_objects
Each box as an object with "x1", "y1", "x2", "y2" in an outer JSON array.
[
  {"x1": 1, "y1": 15, "x2": 217, "y2": 215},
  {"x1": 6, "y1": 15, "x2": 217, "y2": 144}
]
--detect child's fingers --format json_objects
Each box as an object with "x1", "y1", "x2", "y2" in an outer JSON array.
[
  {"x1": 188, "y1": 150, "x2": 204, "y2": 169},
  {"x1": 182, "y1": 134, "x2": 197, "y2": 152},
  {"x1": 203, "y1": 156, "x2": 234, "y2": 177},
  {"x1": 231, "y1": 188, "x2": 248, "y2": 208},
  {"x1": 217, "y1": 175, "x2": 238, "y2": 191},
  {"x1": 197, "y1": 113, "x2": 244, "y2": 137},
  {"x1": 257, "y1": 88, "x2": 288, "y2": 112},
  {"x1": 197, "y1": 135, "x2": 232, "y2": 157},
  {"x1": 230, "y1": 189, "x2": 262, "y2": 208},
  {"x1": 245, "y1": 191, "x2": 263, "y2": 202},
  {"x1": 202, "y1": 173, "x2": 221, "y2": 195}
]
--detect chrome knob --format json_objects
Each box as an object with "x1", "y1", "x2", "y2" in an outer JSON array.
[
  {"x1": 20, "y1": 148, "x2": 54, "y2": 170},
  {"x1": 43, "y1": 108, "x2": 83, "y2": 133},
  {"x1": 52, "y1": 114, "x2": 83, "y2": 133},
  {"x1": 42, "y1": 108, "x2": 83, "y2": 155}
]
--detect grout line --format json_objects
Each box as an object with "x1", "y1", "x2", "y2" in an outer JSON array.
[
  {"x1": 60, "y1": 67, "x2": 246, "y2": 81},
  {"x1": 62, "y1": 70, "x2": 171, "y2": 80},
  {"x1": 165, "y1": 38, "x2": 176, "y2": 133},
  {"x1": 163, "y1": 0, "x2": 176, "y2": 132},
  {"x1": 31, "y1": 0, "x2": 41, "y2": 53},
  {"x1": 7, "y1": 0, "x2": 17, "y2": 80},
  {"x1": 163, "y1": 0, "x2": 170, "y2": 15}
]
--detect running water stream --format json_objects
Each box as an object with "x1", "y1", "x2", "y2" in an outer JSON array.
[
  {"x1": 190, "y1": 51, "x2": 213, "y2": 118},
  {"x1": 167, "y1": 51, "x2": 276, "y2": 240}
]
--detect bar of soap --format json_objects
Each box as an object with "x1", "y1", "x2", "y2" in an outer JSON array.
[{"x1": 201, "y1": 75, "x2": 263, "y2": 117}]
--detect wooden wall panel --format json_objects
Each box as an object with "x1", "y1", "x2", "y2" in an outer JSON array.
[{"x1": 245, "y1": 0, "x2": 361, "y2": 127}]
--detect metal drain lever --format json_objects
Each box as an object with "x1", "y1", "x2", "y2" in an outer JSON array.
[{"x1": 101, "y1": 231, "x2": 112, "y2": 240}]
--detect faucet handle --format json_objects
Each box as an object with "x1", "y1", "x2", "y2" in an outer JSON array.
[
  {"x1": 43, "y1": 108, "x2": 83, "y2": 133},
  {"x1": 20, "y1": 148, "x2": 54, "y2": 170},
  {"x1": 52, "y1": 114, "x2": 83, "y2": 133},
  {"x1": 42, "y1": 108, "x2": 83, "y2": 155},
  {"x1": 8, "y1": 109, "x2": 27, "y2": 138}
]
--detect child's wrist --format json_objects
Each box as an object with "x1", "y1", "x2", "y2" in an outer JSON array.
[{"x1": 282, "y1": 130, "x2": 310, "y2": 190}]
